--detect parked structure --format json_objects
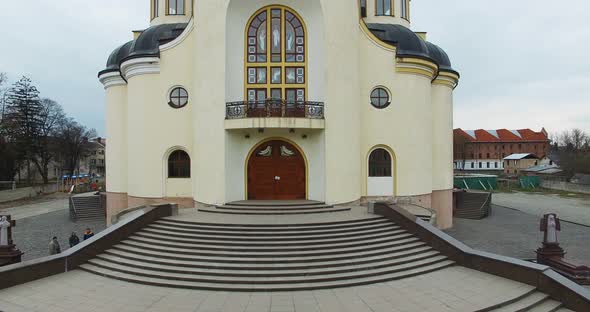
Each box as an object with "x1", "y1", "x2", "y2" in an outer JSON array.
[
  {"x1": 503, "y1": 153, "x2": 539, "y2": 175},
  {"x1": 99, "y1": 0, "x2": 460, "y2": 228},
  {"x1": 454, "y1": 128, "x2": 550, "y2": 172}
]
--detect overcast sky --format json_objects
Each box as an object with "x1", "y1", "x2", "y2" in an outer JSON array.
[{"x1": 1, "y1": 0, "x2": 589, "y2": 136}]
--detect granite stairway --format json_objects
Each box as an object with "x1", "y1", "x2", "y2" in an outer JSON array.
[
  {"x1": 198, "y1": 200, "x2": 350, "y2": 215},
  {"x1": 482, "y1": 289, "x2": 572, "y2": 312},
  {"x1": 80, "y1": 215, "x2": 455, "y2": 291},
  {"x1": 69, "y1": 194, "x2": 104, "y2": 221}
]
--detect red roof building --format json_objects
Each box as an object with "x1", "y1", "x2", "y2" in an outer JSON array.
[{"x1": 454, "y1": 128, "x2": 550, "y2": 171}]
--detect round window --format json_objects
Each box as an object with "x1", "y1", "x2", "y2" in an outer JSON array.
[
  {"x1": 168, "y1": 87, "x2": 188, "y2": 108},
  {"x1": 370, "y1": 87, "x2": 390, "y2": 109}
]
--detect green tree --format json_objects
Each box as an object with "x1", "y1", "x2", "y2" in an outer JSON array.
[{"x1": 3, "y1": 76, "x2": 43, "y2": 183}]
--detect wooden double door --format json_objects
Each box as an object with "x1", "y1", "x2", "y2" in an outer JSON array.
[{"x1": 247, "y1": 140, "x2": 306, "y2": 200}]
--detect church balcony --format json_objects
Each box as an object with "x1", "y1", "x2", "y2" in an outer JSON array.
[{"x1": 224, "y1": 100, "x2": 325, "y2": 130}]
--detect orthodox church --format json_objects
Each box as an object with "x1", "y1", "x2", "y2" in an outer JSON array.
[{"x1": 99, "y1": 0, "x2": 459, "y2": 228}]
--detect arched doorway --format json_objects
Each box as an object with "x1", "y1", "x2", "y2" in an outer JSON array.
[{"x1": 247, "y1": 139, "x2": 306, "y2": 200}]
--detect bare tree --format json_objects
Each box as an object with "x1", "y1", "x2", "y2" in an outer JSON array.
[
  {"x1": 28, "y1": 98, "x2": 66, "y2": 183},
  {"x1": 56, "y1": 118, "x2": 97, "y2": 176},
  {"x1": 571, "y1": 128, "x2": 587, "y2": 151}
]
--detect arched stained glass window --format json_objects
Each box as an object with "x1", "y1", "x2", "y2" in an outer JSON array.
[
  {"x1": 369, "y1": 149, "x2": 392, "y2": 177},
  {"x1": 246, "y1": 6, "x2": 307, "y2": 102}
]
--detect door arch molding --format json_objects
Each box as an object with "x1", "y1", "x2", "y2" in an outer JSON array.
[{"x1": 245, "y1": 137, "x2": 308, "y2": 199}]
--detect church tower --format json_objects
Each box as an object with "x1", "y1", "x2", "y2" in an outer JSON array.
[{"x1": 150, "y1": 0, "x2": 193, "y2": 26}]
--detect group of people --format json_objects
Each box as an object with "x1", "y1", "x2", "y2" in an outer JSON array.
[{"x1": 49, "y1": 228, "x2": 95, "y2": 255}]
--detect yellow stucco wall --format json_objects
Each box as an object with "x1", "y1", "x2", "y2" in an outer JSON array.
[{"x1": 102, "y1": 0, "x2": 458, "y2": 214}]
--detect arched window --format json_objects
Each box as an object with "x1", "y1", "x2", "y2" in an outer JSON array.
[
  {"x1": 245, "y1": 6, "x2": 307, "y2": 102},
  {"x1": 376, "y1": 0, "x2": 392, "y2": 16},
  {"x1": 167, "y1": 0, "x2": 184, "y2": 15},
  {"x1": 168, "y1": 150, "x2": 190, "y2": 178},
  {"x1": 369, "y1": 149, "x2": 392, "y2": 177}
]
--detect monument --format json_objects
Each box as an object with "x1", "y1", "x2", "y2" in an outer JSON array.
[
  {"x1": 0, "y1": 215, "x2": 23, "y2": 266},
  {"x1": 536, "y1": 213, "x2": 590, "y2": 285}
]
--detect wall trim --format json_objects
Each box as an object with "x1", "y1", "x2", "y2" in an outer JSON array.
[
  {"x1": 120, "y1": 57, "x2": 161, "y2": 80},
  {"x1": 98, "y1": 72, "x2": 126, "y2": 89}
]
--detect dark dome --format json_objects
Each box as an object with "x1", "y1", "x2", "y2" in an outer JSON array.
[
  {"x1": 99, "y1": 41, "x2": 133, "y2": 76},
  {"x1": 127, "y1": 23, "x2": 188, "y2": 59},
  {"x1": 425, "y1": 41, "x2": 455, "y2": 73},
  {"x1": 366, "y1": 23, "x2": 431, "y2": 60},
  {"x1": 367, "y1": 23, "x2": 459, "y2": 76},
  {"x1": 99, "y1": 23, "x2": 187, "y2": 77}
]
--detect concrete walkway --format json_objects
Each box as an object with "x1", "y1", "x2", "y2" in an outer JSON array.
[
  {"x1": 0, "y1": 197, "x2": 69, "y2": 220},
  {"x1": 493, "y1": 192, "x2": 590, "y2": 226},
  {"x1": 0, "y1": 266, "x2": 538, "y2": 312}
]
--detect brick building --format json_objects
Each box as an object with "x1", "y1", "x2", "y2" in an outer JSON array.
[{"x1": 453, "y1": 128, "x2": 550, "y2": 171}]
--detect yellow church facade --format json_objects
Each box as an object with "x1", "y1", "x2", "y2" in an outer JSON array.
[{"x1": 99, "y1": 0, "x2": 459, "y2": 228}]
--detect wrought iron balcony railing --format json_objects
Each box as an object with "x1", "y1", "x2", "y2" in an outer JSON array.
[{"x1": 226, "y1": 99, "x2": 324, "y2": 119}]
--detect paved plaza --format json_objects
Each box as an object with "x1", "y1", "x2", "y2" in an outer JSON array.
[
  {"x1": 445, "y1": 205, "x2": 590, "y2": 264},
  {"x1": 0, "y1": 266, "x2": 538, "y2": 312},
  {"x1": 493, "y1": 192, "x2": 590, "y2": 226},
  {"x1": 0, "y1": 196, "x2": 106, "y2": 261}
]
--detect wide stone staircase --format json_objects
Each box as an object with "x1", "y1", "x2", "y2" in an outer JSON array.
[
  {"x1": 69, "y1": 193, "x2": 104, "y2": 221},
  {"x1": 483, "y1": 289, "x2": 570, "y2": 311},
  {"x1": 198, "y1": 200, "x2": 351, "y2": 215},
  {"x1": 454, "y1": 191, "x2": 492, "y2": 220},
  {"x1": 79, "y1": 214, "x2": 455, "y2": 291}
]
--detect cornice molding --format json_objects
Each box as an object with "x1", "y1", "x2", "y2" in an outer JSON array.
[
  {"x1": 120, "y1": 57, "x2": 161, "y2": 80},
  {"x1": 98, "y1": 71, "x2": 126, "y2": 89}
]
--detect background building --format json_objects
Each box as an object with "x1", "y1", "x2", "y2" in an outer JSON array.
[{"x1": 454, "y1": 128, "x2": 550, "y2": 172}]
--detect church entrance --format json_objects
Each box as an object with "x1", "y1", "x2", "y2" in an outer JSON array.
[{"x1": 247, "y1": 140, "x2": 306, "y2": 200}]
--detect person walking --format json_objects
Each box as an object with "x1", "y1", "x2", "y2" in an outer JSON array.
[
  {"x1": 69, "y1": 232, "x2": 80, "y2": 247},
  {"x1": 83, "y1": 228, "x2": 94, "y2": 240},
  {"x1": 49, "y1": 237, "x2": 61, "y2": 255}
]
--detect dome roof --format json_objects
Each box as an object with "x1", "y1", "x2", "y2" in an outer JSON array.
[
  {"x1": 99, "y1": 41, "x2": 133, "y2": 76},
  {"x1": 127, "y1": 23, "x2": 187, "y2": 59},
  {"x1": 367, "y1": 23, "x2": 458, "y2": 75},
  {"x1": 366, "y1": 23, "x2": 431, "y2": 60},
  {"x1": 424, "y1": 41, "x2": 456, "y2": 74},
  {"x1": 99, "y1": 23, "x2": 187, "y2": 77}
]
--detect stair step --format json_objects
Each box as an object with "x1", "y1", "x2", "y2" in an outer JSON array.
[
  {"x1": 134, "y1": 228, "x2": 406, "y2": 247},
  {"x1": 119, "y1": 236, "x2": 420, "y2": 258},
  {"x1": 126, "y1": 232, "x2": 413, "y2": 252},
  {"x1": 160, "y1": 215, "x2": 385, "y2": 228},
  {"x1": 155, "y1": 217, "x2": 391, "y2": 232},
  {"x1": 528, "y1": 299, "x2": 563, "y2": 312},
  {"x1": 216, "y1": 204, "x2": 334, "y2": 211},
  {"x1": 90, "y1": 251, "x2": 444, "y2": 278},
  {"x1": 102, "y1": 245, "x2": 435, "y2": 270},
  {"x1": 226, "y1": 201, "x2": 326, "y2": 207},
  {"x1": 491, "y1": 291, "x2": 549, "y2": 312},
  {"x1": 147, "y1": 221, "x2": 397, "y2": 237},
  {"x1": 79, "y1": 259, "x2": 454, "y2": 291},
  {"x1": 141, "y1": 225, "x2": 399, "y2": 242},
  {"x1": 111, "y1": 240, "x2": 427, "y2": 264},
  {"x1": 198, "y1": 207, "x2": 350, "y2": 215}
]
